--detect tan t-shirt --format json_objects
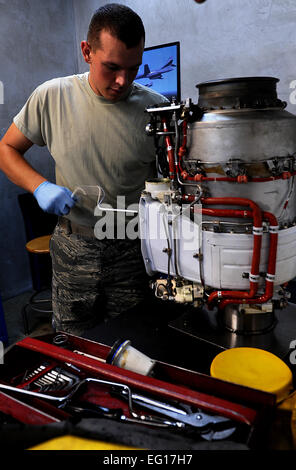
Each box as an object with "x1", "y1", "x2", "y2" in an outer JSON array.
[{"x1": 14, "y1": 73, "x2": 168, "y2": 226}]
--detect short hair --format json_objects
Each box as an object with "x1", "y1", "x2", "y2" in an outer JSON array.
[{"x1": 87, "y1": 3, "x2": 145, "y2": 50}]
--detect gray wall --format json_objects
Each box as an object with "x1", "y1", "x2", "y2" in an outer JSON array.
[
  {"x1": 1, "y1": 0, "x2": 296, "y2": 299},
  {"x1": 74, "y1": 0, "x2": 296, "y2": 112},
  {"x1": 0, "y1": 0, "x2": 77, "y2": 299}
]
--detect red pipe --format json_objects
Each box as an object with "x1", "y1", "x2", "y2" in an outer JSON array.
[
  {"x1": 162, "y1": 118, "x2": 176, "y2": 180},
  {"x1": 218, "y1": 212, "x2": 278, "y2": 309},
  {"x1": 170, "y1": 124, "x2": 279, "y2": 308},
  {"x1": 199, "y1": 198, "x2": 263, "y2": 304},
  {"x1": 198, "y1": 207, "x2": 252, "y2": 219},
  {"x1": 200, "y1": 197, "x2": 262, "y2": 234},
  {"x1": 192, "y1": 199, "x2": 279, "y2": 307},
  {"x1": 251, "y1": 172, "x2": 293, "y2": 182},
  {"x1": 186, "y1": 197, "x2": 279, "y2": 309},
  {"x1": 263, "y1": 212, "x2": 278, "y2": 277},
  {"x1": 180, "y1": 171, "x2": 296, "y2": 184},
  {"x1": 201, "y1": 208, "x2": 258, "y2": 302},
  {"x1": 178, "y1": 120, "x2": 188, "y2": 175}
]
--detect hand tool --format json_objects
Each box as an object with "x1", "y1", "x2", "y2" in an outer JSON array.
[
  {"x1": 117, "y1": 389, "x2": 237, "y2": 440},
  {"x1": 0, "y1": 377, "x2": 182, "y2": 429}
]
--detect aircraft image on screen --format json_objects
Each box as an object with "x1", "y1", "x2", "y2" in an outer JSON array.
[{"x1": 136, "y1": 57, "x2": 176, "y2": 87}]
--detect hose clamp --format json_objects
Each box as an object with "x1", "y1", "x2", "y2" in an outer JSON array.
[
  {"x1": 266, "y1": 273, "x2": 276, "y2": 282},
  {"x1": 249, "y1": 274, "x2": 260, "y2": 283},
  {"x1": 269, "y1": 225, "x2": 279, "y2": 234},
  {"x1": 253, "y1": 226, "x2": 263, "y2": 236}
]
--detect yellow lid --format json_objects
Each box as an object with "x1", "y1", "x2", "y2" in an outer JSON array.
[
  {"x1": 29, "y1": 435, "x2": 143, "y2": 450},
  {"x1": 210, "y1": 347, "x2": 293, "y2": 402}
]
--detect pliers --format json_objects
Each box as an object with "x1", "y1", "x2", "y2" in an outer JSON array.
[{"x1": 119, "y1": 390, "x2": 237, "y2": 440}]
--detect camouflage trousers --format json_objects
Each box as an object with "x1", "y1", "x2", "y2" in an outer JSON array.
[{"x1": 49, "y1": 221, "x2": 150, "y2": 336}]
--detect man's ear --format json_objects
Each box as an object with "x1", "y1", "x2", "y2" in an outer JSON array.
[{"x1": 81, "y1": 41, "x2": 92, "y2": 64}]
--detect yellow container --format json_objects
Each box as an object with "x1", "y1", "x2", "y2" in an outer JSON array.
[
  {"x1": 210, "y1": 347, "x2": 293, "y2": 403},
  {"x1": 29, "y1": 435, "x2": 143, "y2": 450}
]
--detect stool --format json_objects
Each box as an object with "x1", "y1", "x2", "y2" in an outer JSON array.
[
  {"x1": 26, "y1": 234, "x2": 52, "y2": 255},
  {"x1": 22, "y1": 235, "x2": 53, "y2": 335}
]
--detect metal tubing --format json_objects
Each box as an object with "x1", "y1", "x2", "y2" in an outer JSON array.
[
  {"x1": 162, "y1": 118, "x2": 176, "y2": 180},
  {"x1": 188, "y1": 198, "x2": 279, "y2": 308},
  {"x1": 219, "y1": 211, "x2": 278, "y2": 309}
]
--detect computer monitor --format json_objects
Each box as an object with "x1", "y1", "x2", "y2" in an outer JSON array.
[{"x1": 135, "y1": 41, "x2": 180, "y2": 102}]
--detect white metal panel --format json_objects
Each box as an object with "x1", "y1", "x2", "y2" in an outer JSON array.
[{"x1": 140, "y1": 197, "x2": 296, "y2": 290}]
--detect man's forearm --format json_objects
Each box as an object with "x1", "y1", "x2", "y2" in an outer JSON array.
[{"x1": 0, "y1": 143, "x2": 46, "y2": 193}]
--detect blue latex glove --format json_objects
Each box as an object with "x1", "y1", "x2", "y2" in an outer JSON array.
[{"x1": 33, "y1": 181, "x2": 76, "y2": 216}]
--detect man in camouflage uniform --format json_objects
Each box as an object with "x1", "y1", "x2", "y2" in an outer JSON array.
[{"x1": 0, "y1": 4, "x2": 167, "y2": 335}]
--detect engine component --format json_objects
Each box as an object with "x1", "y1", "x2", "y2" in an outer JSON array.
[
  {"x1": 153, "y1": 278, "x2": 204, "y2": 305},
  {"x1": 141, "y1": 77, "x2": 296, "y2": 334}
]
